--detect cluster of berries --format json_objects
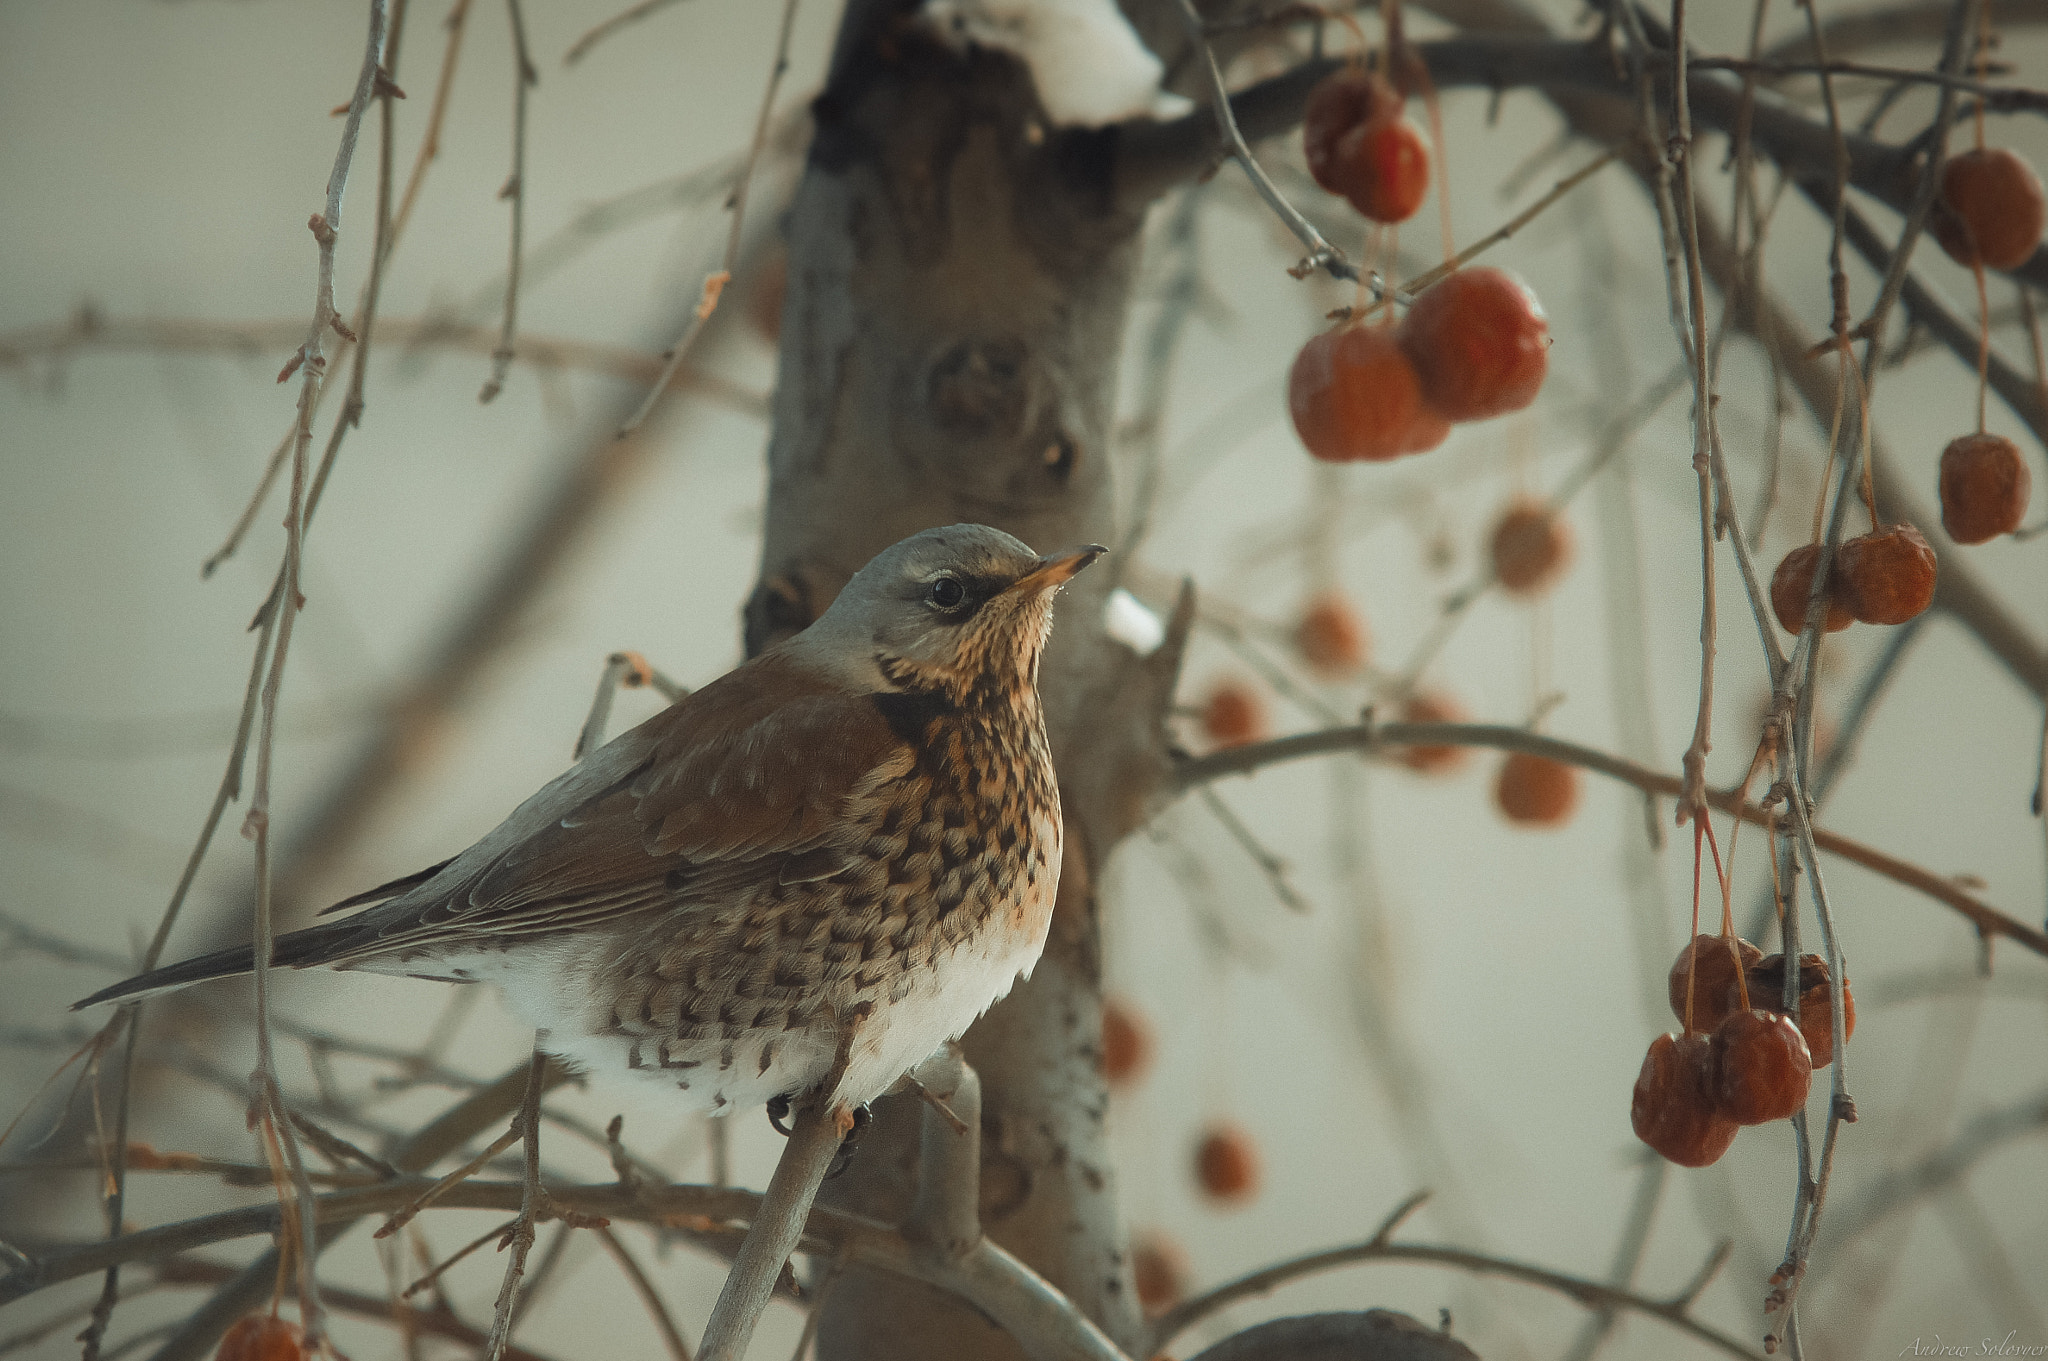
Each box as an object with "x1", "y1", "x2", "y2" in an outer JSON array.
[
  {"x1": 1632, "y1": 935, "x2": 1856, "y2": 1167},
  {"x1": 1304, "y1": 64, "x2": 1431, "y2": 225},
  {"x1": 1290, "y1": 67, "x2": 1550, "y2": 462},
  {"x1": 1769, "y1": 523, "x2": 1939, "y2": 634},
  {"x1": 1290, "y1": 267, "x2": 1550, "y2": 463}
]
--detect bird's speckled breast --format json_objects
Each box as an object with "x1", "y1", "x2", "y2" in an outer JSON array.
[{"x1": 575, "y1": 678, "x2": 1061, "y2": 1111}]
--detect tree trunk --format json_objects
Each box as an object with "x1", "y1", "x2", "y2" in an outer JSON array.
[{"x1": 744, "y1": 3, "x2": 1172, "y2": 1356}]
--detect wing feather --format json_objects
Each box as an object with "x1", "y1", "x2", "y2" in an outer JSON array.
[{"x1": 312, "y1": 650, "x2": 907, "y2": 960}]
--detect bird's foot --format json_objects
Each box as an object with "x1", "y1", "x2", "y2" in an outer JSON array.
[
  {"x1": 824, "y1": 1103, "x2": 872, "y2": 1180},
  {"x1": 766, "y1": 1094, "x2": 869, "y2": 1176}
]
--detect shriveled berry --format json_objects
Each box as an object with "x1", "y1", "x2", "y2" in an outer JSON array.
[
  {"x1": 1399, "y1": 267, "x2": 1550, "y2": 422},
  {"x1": 1749, "y1": 953, "x2": 1856, "y2": 1068},
  {"x1": 1101, "y1": 995, "x2": 1153, "y2": 1086},
  {"x1": 1131, "y1": 1231, "x2": 1190, "y2": 1316},
  {"x1": 1194, "y1": 1121, "x2": 1261, "y2": 1204},
  {"x1": 1939, "y1": 433, "x2": 2031, "y2": 544},
  {"x1": 1934, "y1": 147, "x2": 2047, "y2": 271},
  {"x1": 1294, "y1": 591, "x2": 1370, "y2": 677},
  {"x1": 1289, "y1": 323, "x2": 1452, "y2": 462},
  {"x1": 217, "y1": 1316, "x2": 307, "y2": 1361},
  {"x1": 1495, "y1": 751, "x2": 1579, "y2": 827},
  {"x1": 1490, "y1": 501, "x2": 1573, "y2": 596},
  {"x1": 1334, "y1": 114, "x2": 1431, "y2": 223},
  {"x1": 1769, "y1": 543, "x2": 1853, "y2": 634},
  {"x1": 1667, "y1": 934, "x2": 1764, "y2": 1034},
  {"x1": 1394, "y1": 690, "x2": 1469, "y2": 775},
  {"x1": 1710, "y1": 1009, "x2": 1812, "y2": 1125},
  {"x1": 1200, "y1": 681, "x2": 1267, "y2": 749},
  {"x1": 1835, "y1": 523, "x2": 1937, "y2": 625},
  {"x1": 1303, "y1": 67, "x2": 1403, "y2": 197},
  {"x1": 1631, "y1": 1032, "x2": 1739, "y2": 1167}
]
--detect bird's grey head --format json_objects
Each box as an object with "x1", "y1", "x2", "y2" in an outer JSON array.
[{"x1": 794, "y1": 524, "x2": 1103, "y2": 697}]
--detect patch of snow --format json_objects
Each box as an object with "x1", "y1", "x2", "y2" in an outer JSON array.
[
  {"x1": 921, "y1": 0, "x2": 1192, "y2": 127},
  {"x1": 1104, "y1": 587, "x2": 1166, "y2": 656}
]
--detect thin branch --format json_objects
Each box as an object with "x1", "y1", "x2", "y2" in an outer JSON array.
[
  {"x1": 620, "y1": 0, "x2": 800, "y2": 434},
  {"x1": 697, "y1": 1013, "x2": 860, "y2": 1361},
  {"x1": 388, "y1": 0, "x2": 476, "y2": 246},
  {"x1": 564, "y1": 0, "x2": 694, "y2": 65},
  {"x1": 1148, "y1": 1233, "x2": 1756, "y2": 1360},
  {"x1": 1168, "y1": 0, "x2": 1357, "y2": 284},
  {"x1": 1196, "y1": 785, "x2": 1314, "y2": 913},
  {"x1": 0, "y1": 313, "x2": 767, "y2": 418},
  {"x1": 1688, "y1": 54, "x2": 2048, "y2": 113},
  {"x1": 151, "y1": 1258, "x2": 563, "y2": 1361},
  {"x1": 481, "y1": 1050, "x2": 554, "y2": 1361},
  {"x1": 140, "y1": 1059, "x2": 570, "y2": 1361},
  {"x1": 1172, "y1": 719, "x2": 2048, "y2": 957},
  {"x1": 589, "y1": 1227, "x2": 695, "y2": 1361},
  {"x1": 479, "y1": 0, "x2": 537, "y2": 404},
  {"x1": 1816, "y1": 1087, "x2": 2048, "y2": 1257},
  {"x1": 1352, "y1": 151, "x2": 1618, "y2": 323},
  {"x1": 0, "y1": 1172, "x2": 1129, "y2": 1361},
  {"x1": 1560, "y1": 1160, "x2": 1667, "y2": 1361},
  {"x1": 1669, "y1": 0, "x2": 1727, "y2": 825},
  {"x1": 904, "y1": 1050, "x2": 982, "y2": 1259}
]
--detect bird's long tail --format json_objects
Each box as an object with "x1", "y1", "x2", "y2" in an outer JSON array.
[{"x1": 71, "y1": 921, "x2": 366, "y2": 1010}]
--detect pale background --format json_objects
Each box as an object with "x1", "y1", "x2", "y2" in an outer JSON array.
[{"x1": 3, "y1": 3, "x2": 2045, "y2": 1359}]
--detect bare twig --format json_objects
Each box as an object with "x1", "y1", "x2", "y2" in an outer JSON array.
[
  {"x1": 565, "y1": 0, "x2": 694, "y2": 65},
  {"x1": 620, "y1": 0, "x2": 800, "y2": 434},
  {"x1": 1689, "y1": 53, "x2": 2048, "y2": 111},
  {"x1": 480, "y1": 1049, "x2": 552, "y2": 1361},
  {"x1": 479, "y1": 0, "x2": 538, "y2": 404},
  {"x1": 139, "y1": 1059, "x2": 570, "y2": 1361},
  {"x1": 574, "y1": 651, "x2": 689, "y2": 762},
  {"x1": 589, "y1": 1226, "x2": 695, "y2": 1361},
  {"x1": 374, "y1": 1127, "x2": 522, "y2": 1240},
  {"x1": 8, "y1": 1174, "x2": 1125, "y2": 1361},
  {"x1": 1196, "y1": 786, "x2": 1314, "y2": 914},
  {"x1": 1667, "y1": 0, "x2": 1726, "y2": 826},
  {"x1": 1816, "y1": 1087, "x2": 2048, "y2": 1257},
  {"x1": 0, "y1": 313, "x2": 766, "y2": 417},
  {"x1": 1148, "y1": 1231, "x2": 1756, "y2": 1360},
  {"x1": 1353, "y1": 152, "x2": 1619, "y2": 323},
  {"x1": 389, "y1": 0, "x2": 476, "y2": 246},
  {"x1": 1172, "y1": 720, "x2": 2048, "y2": 957},
  {"x1": 1168, "y1": 0, "x2": 1358, "y2": 284},
  {"x1": 1560, "y1": 1160, "x2": 1666, "y2": 1361},
  {"x1": 905, "y1": 1049, "x2": 981, "y2": 1260},
  {"x1": 696, "y1": 1014, "x2": 860, "y2": 1361}
]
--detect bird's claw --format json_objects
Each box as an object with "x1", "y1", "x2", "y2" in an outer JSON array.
[
  {"x1": 824, "y1": 1103, "x2": 872, "y2": 1180},
  {"x1": 765, "y1": 1095, "x2": 869, "y2": 1176}
]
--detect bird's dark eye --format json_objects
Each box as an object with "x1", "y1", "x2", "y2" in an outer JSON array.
[{"x1": 927, "y1": 575, "x2": 967, "y2": 610}]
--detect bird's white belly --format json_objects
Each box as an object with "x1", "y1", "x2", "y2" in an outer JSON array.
[{"x1": 396, "y1": 855, "x2": 1056, "y2": 1115}]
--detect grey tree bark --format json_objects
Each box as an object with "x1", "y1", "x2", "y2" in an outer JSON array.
[{"x1": 742, "y1": 2, "x2": 1185, "y2": 1355}]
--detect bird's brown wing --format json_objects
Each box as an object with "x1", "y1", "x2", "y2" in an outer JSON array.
[
  {"x1": 318, "y1": 650, "x2": 911, "y2": 957},
  {"x1": 630, "y1": 652, "x2": 915, "y2": 863}
]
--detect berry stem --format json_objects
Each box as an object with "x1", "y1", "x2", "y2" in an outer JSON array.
[
  {"x1": 1973, "y1": 259, "x2": 1990, "y2": 434},
  {"x1": 1686, "y1": 821, "x2": 1704, "y2": 1034},
  {"x1": 1852, "y1": 357, "x2": 1879, "y2": 532},
  {"x1": 1812, "y1": 346, "x2": 1849, "y2": 544}
]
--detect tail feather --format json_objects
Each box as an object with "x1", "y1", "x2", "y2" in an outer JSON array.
[{"x1": 71, "y1": 921, "x2": 363, "y2": 1010}]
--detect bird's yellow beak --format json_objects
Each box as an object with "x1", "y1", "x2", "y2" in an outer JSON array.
[{"x1": 1005, "y1": 544, "x2": 1106, "y2": 596}]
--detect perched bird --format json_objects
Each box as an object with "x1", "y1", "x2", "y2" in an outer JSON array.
[{"x1": 78, "y1": 524, "x2": 1102, "y2": 1119}]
